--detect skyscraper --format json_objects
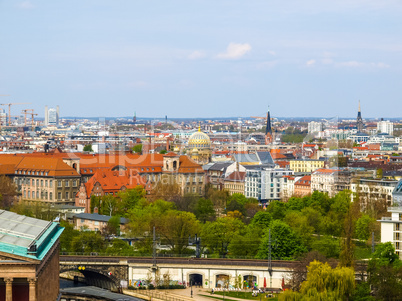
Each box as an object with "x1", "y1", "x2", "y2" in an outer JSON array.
[
  {"x1": 44, "y1": 105, "x2": 59, "y2": 126},
  {"x1": 356, "y1": 100, "x2": 364, "y2": 132}
]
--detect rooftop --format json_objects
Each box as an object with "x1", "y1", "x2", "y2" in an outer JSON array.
[{"x1": 0, "y1": 210, "x2": 64, "y2": 260}]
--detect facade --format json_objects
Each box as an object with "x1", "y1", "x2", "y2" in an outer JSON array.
[
  {"x1": 12, "y1": 157, "x2": 81, "y2": 206},
  {"x1": 351, "y1": 178, "x2": 398, "y2": 210},
  {"x1": 289, "y1": 159, "x2": 325, "y2": 173},
  {"x1": 74, "y1": 213, "x2": 128, "y2": 233},
  {"x1": 75, "y1": 168, "x2": 150, "y2": 213},
  {"x1": 308, "y1": 121, "x2": 323, "y2": 134},
  {"x1": 310, "y1": 168, "x2": 348, "y2": 197},
  {"x1": 0, "y1": 210, "x2": 64, "y2": 301},
  {"x1": 44, "y1": 105, "x2": 59, "y2": 126},
  {"x1": 393, "y1": 180, "x2": 402, "y2": 206},
  {"x1": 187, "y1": 128, "x2": 212, "y2": 165},
  {"x1": 245, "y1": 167, "x2": 294, "y2": 202},
  {"x1": 294, "y1": 175, "x2": 311, "y2": 197},
  {"x1": 224, "y1": 171, "x2": 246, "y2": 196},
  {"x1": 379, "y1": 207, "x2": 402, "y2": 259},
  {"x1": 377, "y1": 119, "x2": 394, "y2": 135}
]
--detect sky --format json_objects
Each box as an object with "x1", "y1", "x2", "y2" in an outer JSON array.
[{"x1": 0, "y1": 0, "x2": 402, "y2": 119}]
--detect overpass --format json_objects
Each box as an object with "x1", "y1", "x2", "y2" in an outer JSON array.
[{"x1": 60, "y1": 256, "x2": 296, "y2": 291}]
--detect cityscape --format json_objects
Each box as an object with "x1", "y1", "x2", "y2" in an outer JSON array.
[{"x1": 1, "y1": 1, "x2": 402, "y2": 301}]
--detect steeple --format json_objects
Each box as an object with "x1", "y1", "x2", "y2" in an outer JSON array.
[
  {"x1": 265, "y1": 107, "x2": 272, "y2": 136},
  {"x1": 356, "y1": 100, "x2": 363, "y2": 132}
]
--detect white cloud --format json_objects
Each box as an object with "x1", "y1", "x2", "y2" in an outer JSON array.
[
  {"x1": 216, "y1": 43, "x2": 251, "y2": 60},
  {"x1": 268, "y1": 50, "x2": 276, "y2": 56},
  {"x1": 18, "y1": 1, "x2": 34, "y2": 9},
  {"x1": 306, "y1": 59, "x2": 316, "y2": 66},
  {"x1": 188, "y1": 51, "x2": 206, "y2": 60},
  {"x1": 338, "y1": 61, "x2": 365, "y2": 67}
]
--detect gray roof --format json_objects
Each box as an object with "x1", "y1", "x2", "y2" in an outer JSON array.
[
  {"x1": 256, "y1": 152, "x2": 274, "y2": 165},
  {"x1": 394, "y1": 180, "x2": 402, "y2": 195},
  {"x1": 0, "y1": 210, "x2": 63, "y2": 260},
  {"x1": 233, "y1": 153, "x2": 260, "y2": 163},
  {"x1": 75, "y1": 213, "x2": 129, "y2": 224}
]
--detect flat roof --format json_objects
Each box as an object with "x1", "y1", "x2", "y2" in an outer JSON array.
[
  {"x1": 60, "y1": 286, "x2": 142, "y2": 301},
  {"x1": 0, "y1": 210, "x2": 63, "y2": 260}
]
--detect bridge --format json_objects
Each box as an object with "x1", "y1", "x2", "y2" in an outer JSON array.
[{"x1": 60, "y1": 256, "x2": 296, "y2": 291}]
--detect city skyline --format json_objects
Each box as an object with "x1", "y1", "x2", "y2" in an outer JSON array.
[{"x1": 1, "y1": 1, "x2": 401, "y2": 118}]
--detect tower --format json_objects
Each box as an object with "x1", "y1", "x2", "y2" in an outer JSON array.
[
  {"x1": 133, "y1": 111, "x2": 136, "y2": 124},
  {"x1": 265, "y1": 108, "x2": 273, "y2": 144},
  {"x1": 356, "y1": 100, "x2": 363, "y2": 132},
  {"x1": 44, "y1": 105, "x2": 48, "y2": 126}
]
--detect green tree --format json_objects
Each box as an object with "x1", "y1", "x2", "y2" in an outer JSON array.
[
  {"x1": 368, "y1": 242, "x2": 402, "y2": 300},
  {"x1": 159, "y1": 210, "x2": 200, "y2": 255},
  {"x1": 132, "y1": 144, "x2": 143, "y2": 154},
  {"x1": 0, "y1": 175, "x2": 18, "y2": 209},
  {"x1": 71, "y1": 231, "x2": 105, "y2": 254},
  {"x1": 250, "y1": 211, "x2": 272, "y2": 229},
  {"x1": 280, "y1": 261, "x2": 355, "y2": 300},
  {"x1": 284, "y1": 211, "x2": 314, "y2": 248},
  {"x1": 201, "y1": 217, "x2": 245, "y2": 257},
  {"x1": 228, "y1": 223, "x2": 263, "y2": 258},
  {"x1": 311, "y1": 236, "x2": 340, "y2": 258},
  {"x1": 194, "y1": 198, "x2": 216, "y2": 223},
  {"x1": 257, "y1": 220, "x2": 307, "y2": 260},
  {"x1": 102, "y1": 215, "x2": 121, "y2": 237},
  {"x1": 59, "y1": 220, "x2": 80, "y2": 253},
  {"x1": 355, "y1": 214, "x2": 374, "y2": 241},
  {"x1": 105, "y1": 239, "x2": 135, "y2": 256},
  {"x1": 118, "y1": 186, "x2": 147, "y2": 214},
  {"x1": 83, "y1": 144, "x2": 93, "y2": 152},
  {"x1": 159, "y1": 149, "x2": 167, "y2": 154},
  {"x1": 266, "y1": 200, "x2": 288, "y2": 220}
]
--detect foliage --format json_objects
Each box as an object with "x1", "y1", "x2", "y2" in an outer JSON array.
[
  {"x1": 355, "y1": 214, "x2": 374, "y2": 241},
  {"x1": 71, "y1": 231, "x2": 105, "y2": 253},
  {"x1": 105, "y1": 239, "x2": 135, "y2": 256},
  {"x1": 280, "y1": 261, "x2": 355, "y2": 301},
  {"x1": 132, "y1": 144, "x2": 143, "y2": 154},
  {"x1": 159, "y1": 149, "x2": 167, "y2": 154},
  {"x1": 0, "y1": 175, "x2": 18, "y2": 209},
  {"x1": 201, "y1": 217, "x2": 245, "y2": 257},
  {"x1": 311, "y1": 236, "x2": 340, "y2": 258},
  {"x1": 256, "y1": 220, "x2": 307, "y2": 260},
  {"x1": 83, "y1": 144, "x2": 93, "y2": 152},
  {"x1": 103, "y1": 215, "x2": 121, "y2": 236},
  {"x1": 250, "y1": 211, "x2": 272, "y2": 229},
  {"x1": 194, "y1": 197, "x2": 215, "y2": 223}
]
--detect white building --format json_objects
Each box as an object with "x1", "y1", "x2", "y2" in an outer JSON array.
[
  {"x1": 380, "y1": 207, "x2": 402, "y2": 259},
  {"x1": 377, "y1": 119, "x2": 394, "y2": 135},
  {"x1": 308, "y1": 121, "x2": 323, "y2": 135},
  {"x1": 44, "y1": 105, "x2": 59, "y2": 126},
  {"x1": 245, "y1": 167, "x2": 293, "y2": 202},
  {"x1": 0, "y1": 108, "x2": 6, "y2": 126}
]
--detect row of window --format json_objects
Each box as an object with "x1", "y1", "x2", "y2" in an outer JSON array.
[
  {"x1": 23, "y1": 190, "x2": 72, "y2": 200},
  {"x1": 15, "y1": 178, "x2": 78, "y2": 188},
  {"x1": 16, "y1": 170, "x2": 49, "y2": 176}
]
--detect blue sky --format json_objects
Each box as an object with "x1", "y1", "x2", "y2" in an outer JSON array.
[{"x1": 0, "y1": 0, "x2": 401, "y2": 118}]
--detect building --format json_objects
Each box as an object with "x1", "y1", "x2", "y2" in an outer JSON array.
[
  {"x1": 308, "y1": 121, "x2": 323, "y2": 134},
  {"x1": 356, "y1": 100, "x2": 364, "y2": 132},
  {"x1": 224, "y1": 171, "x2": 246, "y2": 196},
  {"x1": 379, "y1": 207, "x2": 402, "y2": 259},
  {"x1": 289, "y1": 159, "x2": 325, "y2": 173},
  {"x1": 74, "y1": 212, "x2": 129, "y2": 233},
  {"x1": 0, "y1": 209, "x2": 64, "y2": 301},
  {"x1": 310, "y1": 168, "x2": 352, "y2": 197},
  {"x1": 350, "y1": 178, "x2": 398, "y2": 210},
  {"x1": 377, "y1": 119, "x2": 394, "y2": 135},
  {"x1": 245, "y1": 167, "x2": 294, "y2": 202},
  {"x1": 187, "y1": 127, "x2": 212, "y2": 165},
  {"x1": 0, "y1": 108, "x2": 6, "y2": 126},
  {"x1": 75, "y1": 168, "x2": 150, "y2": 213},
  {"x1": 393, "y1": 180, "x2": 402, "y2": 206},
  {"x1": 294, "y1": 175, "x2": 311, "y2": 197},
  {"x1": 44, "y1": 105, "x2": 59, "y2": 126}
]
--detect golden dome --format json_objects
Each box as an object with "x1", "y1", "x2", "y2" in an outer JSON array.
[{"x1": 188, "y1": 127, "x2": 211, "y2": 149}]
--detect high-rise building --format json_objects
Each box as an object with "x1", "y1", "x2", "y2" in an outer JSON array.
[
  {"x1": 44, "y1": 105, "x2": 59, "y2": 126},
  {"x1": 356, "y1": 100, "x2": 364, "y2": 132},
  {"x1": 0, "y1": 108, "x2": 6, "y2": 126},
  {"x1": 308, "y1": 121, "x2": 323, "y2": 134},
  {"x1": 377, "y1": 119, "x2": 394, "y2": 135}
]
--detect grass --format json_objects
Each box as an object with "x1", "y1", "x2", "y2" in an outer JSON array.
[{"x1": 204, "y1": 291, "x2": 279, "y2": 300}]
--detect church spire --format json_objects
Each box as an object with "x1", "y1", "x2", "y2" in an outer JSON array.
[{"x1": 356, "y1": 100, "x2": 363, "y2": 132}]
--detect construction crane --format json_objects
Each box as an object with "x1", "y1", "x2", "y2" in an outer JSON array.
[
  {"x1": 29, "y1": 113, "x2": 38, "y2": 131},
  {"x1": 0, "y1": 102, "x2": 31, "y2": 126},
  {"x1": 21, "y1": 109, "x2": 34, "y2": 126}
]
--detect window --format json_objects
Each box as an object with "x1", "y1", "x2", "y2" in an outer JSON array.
[
  {"x1": 73, "y1": 180, "x2": 77, "y2": 187},
  {"x1": 41, "y1": 180, "x2": 43, "y2": 187},
  {"x1": 65, "y1": 180, "x2": 69, "y2": 187},
  {"x1": 23, "y1": 191, "x2": 26, "y2": 198},
  {"x1": 397, "y1": 224, "x2": 400, "y2": 231},
  {"x1": 58, "y1": 181, "x2": 62, "y2": 187},
  {"x1": 65, "y1": 192, "x2": 69, "y2": 199},
  {"x1": 58, "y1": 192, "x2": 62, "y2": 199},
  {"x1": 49, "y1": 192, "x2": 52, "y2": 200},
  {"x1": 28, "y1": 191, "x2": 31, "y2": 198},
  {"x1": 49, "y1": 180, "x2": 53, "y2": 188}
]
